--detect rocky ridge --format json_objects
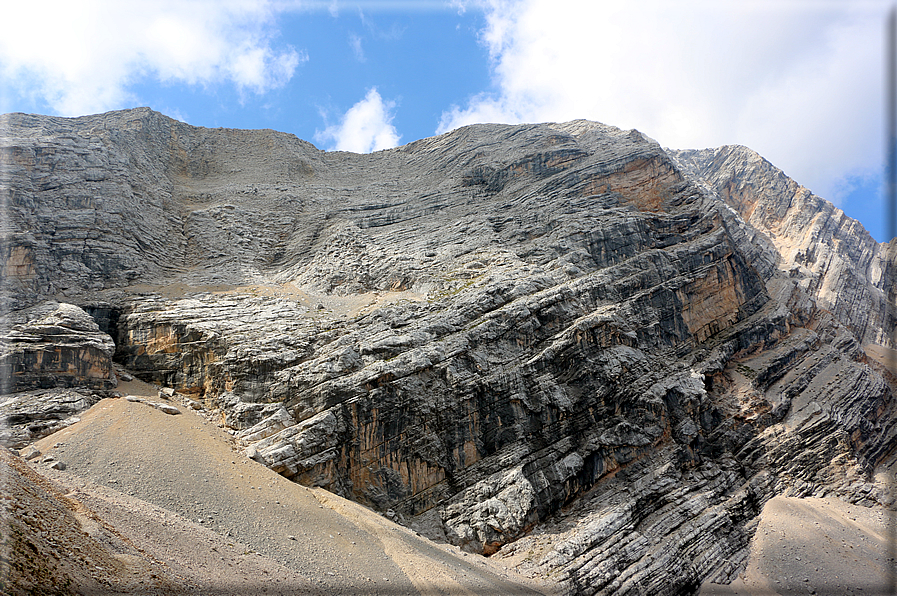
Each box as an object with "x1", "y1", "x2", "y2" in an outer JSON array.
[
  {"x1": 1, "y1": 108, "x2": 895, "y2": 594},
  {"x1": 671, "y1": 146, "x2": 896, "y2": 348}
]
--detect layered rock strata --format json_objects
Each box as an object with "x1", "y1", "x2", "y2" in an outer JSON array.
[
  {"x1": 1, "y1": 108, "x2": 895, "y2": 594},
  {"x1": 0, "y1": 388, "x2": 102, "y2": 449},
  {"x1": 671, "y1": 146, "x2": 896, "y2": 348},
  {"x1": 0, "y1": 302, "x2": 116, "y2": 393}
]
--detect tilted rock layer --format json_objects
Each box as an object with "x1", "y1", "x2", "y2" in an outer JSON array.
[{"x1": 1, "y1": 108, "x2": 895, "y2": 594}]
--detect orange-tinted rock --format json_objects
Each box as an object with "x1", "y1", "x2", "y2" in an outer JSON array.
[
  {"x1": 0, "y1": 302, "x2": 116, "y2": 393},
  {"x1": 1, "y1": 109, "x2": 895, "y2": 594}
]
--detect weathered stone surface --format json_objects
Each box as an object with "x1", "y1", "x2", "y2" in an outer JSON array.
[
  {"x1": 671, "y1": 145, "x2": 896, "y2": 348},
  {"x1": 1, "y1": 108, "x2": 895, "y2": 594},
  {"x1": 0, "y1": 388, "x2": 101, "y2": 449},
  {"x1": 0, "y1": 302, "x2": 116, "y2": 393},
  {"x1": 151, "y1": 402, "x2": 181, "y2": 415},
  {"x1": 18, "y1": 444, "x2": 40, "y2": 460}
]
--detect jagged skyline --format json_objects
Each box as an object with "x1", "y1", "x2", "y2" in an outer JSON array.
[{"x1": 2, "y1": 107, "x2": 893, "y2": 594}]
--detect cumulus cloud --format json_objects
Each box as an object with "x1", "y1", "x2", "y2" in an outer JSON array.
[
  {"x1": 438, "y1": 0, "x2": 889, "y2": 204},
  {"x1": 316, "y1": 87, "x2": 402, "y2": 153},
  {"x1": 0, "y1": 0, "x2": 305, "y2": 116}
]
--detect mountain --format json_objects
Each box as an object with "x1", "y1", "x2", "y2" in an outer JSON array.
[{"x1": 1, "y1": 108, "x2": 895, "y2": 595}]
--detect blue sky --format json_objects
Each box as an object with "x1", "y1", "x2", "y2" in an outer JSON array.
[{"x1": 0, "y1": 0, "x2": 892, "y2": 242}]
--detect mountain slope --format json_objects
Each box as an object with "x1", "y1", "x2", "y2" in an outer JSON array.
[
  {"x1": 671, "y1": 145, "x2": 895, "y2": 348},
  {"x1": 1, "y1": 108, "x2": 895, "y2": 595},
  {"x1": 3, "y1": 377, "x2": 546, "y2": 595}
]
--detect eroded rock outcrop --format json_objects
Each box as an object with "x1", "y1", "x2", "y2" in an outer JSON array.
[
  {"x1": 671, "y1": 146, "x2": 896, "y2": 348},
  {"x1": 0, "y1": 302, "x2": 116, "y2": 448},
  {"x1": 0, "y1": 388, "x2": 101, "y2": 449},
  {"x1": 0, "y1": 302, "x2": 116, "y2": 393},
  {"x1": 1, "y1": 108, "x2": 895, "y2": 595}
]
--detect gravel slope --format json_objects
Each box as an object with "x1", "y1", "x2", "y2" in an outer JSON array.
[
  {"x1": 699, "y1": 496, "x2": 892, "y2": 596},
  {"x1": 14, "y1": 379, "x2": 551, "y2": 595},
  {"x1": 12, "y1": 376, "x2": 892, "y2": 595}
]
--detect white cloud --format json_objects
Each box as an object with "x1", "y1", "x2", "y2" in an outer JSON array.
[
  {"x1": 349, "y1": 33, "x2": 367, "y2": 61},
  {"x1": 0, "y1": 0, "x2": 305, "y2": 116},
  {"x1": 438, "y1": 0, "x2": 890, "y2": 205},
  {"x1": 316, "y1": 87, "x2": 402, "y2": 153}
]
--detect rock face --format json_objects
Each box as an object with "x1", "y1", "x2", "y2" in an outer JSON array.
[
  {"x1": 0, "y1": 302, "x2": 115, "y2": 448},
  {"x1": 0, "y1": 302, "x2": 116, "y2": 393},
  {"x1": 0, "y1": 388, "x2": 101, "y2": 449},
  {"x1": 671, "y1": 146, "x2": 896, "y2": 348},
  {"x1": 1, "y1": 108, "x2": 895, "y2": 594}
]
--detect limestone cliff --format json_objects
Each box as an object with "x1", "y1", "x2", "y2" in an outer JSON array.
[
  {"x1": 671, "y1": 146, "x2": 896, "y2": 348},
  {"x1": 1, "y1": 108, "x2": 895, "y2": 595}
]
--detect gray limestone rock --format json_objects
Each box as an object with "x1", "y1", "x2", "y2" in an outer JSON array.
[
  {"x1": 0, "y1": 302, "x2": 116, "y2": 393},
  {"x1": 18, "y1": 445, "x2": 40, "y2": 460},
  {"x1": 149, "y1": 402, "x2": 180, "y2": 415},
  {"x1": 0, "y1": 388, "x2": 100, "y2": 448},
  {"x1": 670, "y1": 145, "x2": 896, "y2": 348},
  {"x1": 1, "y1": 108, "x2": 895, "y2": 595}
]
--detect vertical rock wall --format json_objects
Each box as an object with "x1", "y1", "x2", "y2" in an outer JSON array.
[{"x1": 0, "y1": 302, "x2": 116, "y2": 393}]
